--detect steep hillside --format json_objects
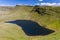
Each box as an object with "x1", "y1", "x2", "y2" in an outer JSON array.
[{"x1": 0, "y1": 5, "x2": 60, "y2": 40}]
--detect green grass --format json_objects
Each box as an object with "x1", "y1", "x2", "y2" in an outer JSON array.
[{"x1": 0, "y1": 6, "x2": 60, "y2": 40}]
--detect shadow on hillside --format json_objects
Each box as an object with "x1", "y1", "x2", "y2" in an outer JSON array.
[{"x1": 6, "y1": 20, "x2": 55, "y2": 36}]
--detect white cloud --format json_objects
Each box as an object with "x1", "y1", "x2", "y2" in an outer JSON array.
[
  {"x1": 18, "y1": 3, "x2": 33, "y2": 6},
  {"x1": 0, "y1": 3, "x2": 30, "y2": 6},
  {"x1": 0, "y1": 4, "x2": 15, "y2": 6},
  {"x1": 56, "y1": 3, "x2": 60, "y2": 6},
  {"x1": 41, "y1": 3, "x2": 56, "y2": 6},
  {"x1": 36, "y1": 3, "x2": 60, "y2": 6},
  {"x1": 18, "y1": 4, "x2": 24, "y2": 5},
  {"x1": 39, "y1": 0, "x2": 43, "y2": 1}
]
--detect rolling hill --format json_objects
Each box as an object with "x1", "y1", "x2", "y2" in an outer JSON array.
[{"x1": 0, "y1": 5, "x2": 60, "y2": 40}]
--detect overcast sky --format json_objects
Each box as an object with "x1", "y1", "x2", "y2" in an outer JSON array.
[{"x1": 0, "y1": 0, "x2": 60, "y2": 6}]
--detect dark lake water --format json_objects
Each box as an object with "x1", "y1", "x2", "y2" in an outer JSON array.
[{"x1": 6, "y1": 20, "x2": 55, "y2": 36}]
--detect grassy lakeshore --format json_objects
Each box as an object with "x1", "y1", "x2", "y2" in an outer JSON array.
[{"x1": 0, "y1": 6, "x2": 59, "y2": 40}]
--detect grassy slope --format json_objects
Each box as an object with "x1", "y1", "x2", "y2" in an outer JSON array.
[{"x1": 0, "y1": 6, "x2": 60, "y2": 40}]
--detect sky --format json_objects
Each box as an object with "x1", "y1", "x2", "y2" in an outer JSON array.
[{"x1": 0, "y1": 0, "x2": 60, "y2": 6}]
